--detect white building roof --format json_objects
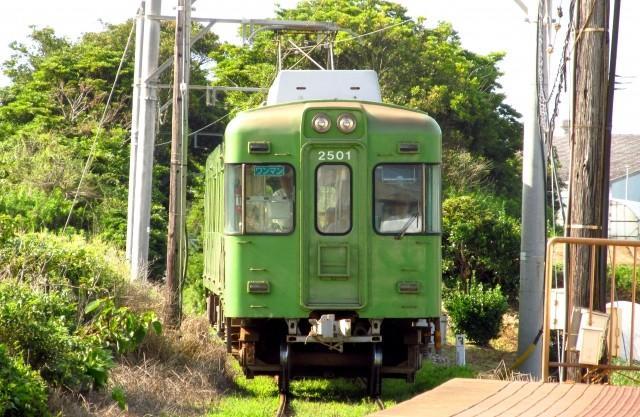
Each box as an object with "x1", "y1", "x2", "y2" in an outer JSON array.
[{"x1": 266, "y1": 70, "x2": 382, "y2": 105}]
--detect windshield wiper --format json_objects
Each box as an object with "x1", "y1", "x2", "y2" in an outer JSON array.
[{"x1": 394, "y1": 211, "x2": 420, "y2": 240}]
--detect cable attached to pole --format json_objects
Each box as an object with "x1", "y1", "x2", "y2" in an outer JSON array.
[{"x1": 64, "y1": 19, "x2": 137, "y2": 231}]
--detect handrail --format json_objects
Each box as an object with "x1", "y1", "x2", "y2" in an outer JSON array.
[{"x1": 542, "y1": 236, "x2": 640, "y2": 381}]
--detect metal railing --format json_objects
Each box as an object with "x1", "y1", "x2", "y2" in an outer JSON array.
[{"x1": 542, "y1": 236, "x2": 640, "y2": 382}]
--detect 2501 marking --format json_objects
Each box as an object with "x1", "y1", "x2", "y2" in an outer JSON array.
[{"x1": 318, "y1": 150, "x2": 351, "y2": 161}]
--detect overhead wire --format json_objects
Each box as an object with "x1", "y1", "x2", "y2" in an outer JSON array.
[
  {"x1": 282, "y1": 17, "x2": 413, "y2": 53},
  {"x1": 188, "y1": 112, "x2": 232, "y2": 137},
  {"x1": 333, "y1": 18, "x2": 413, "y2": 45},
  {"x1": 538, "y1": 0, "x2": 578, "y2": 383},
  {"x1": 63, "y1": 15, "x2": 137, "y2": 231},
  {"x1": 543, "y1": 0, "x2": 576, "y2": 229}
]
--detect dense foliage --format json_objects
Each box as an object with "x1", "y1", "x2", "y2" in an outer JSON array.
[
  {"x1": 0, "y1": 282, "x2": 113, "y2": 390},
  {"x1": 0, "y1": 343, "x2": 50, "y2": 417},
  {"x1": 0, "y1": 232, "x2": 126, "y2": 312},
  {"x1": 0, "y1": 22, "x2": 222, "y2": 277},
  {"x1": 211, "y1": 0, "x2": 522, "y2": 196},
  {"x1": 442, "y1": 194, "x2": 521, "y2": 299},
  {"x1": 0, "y1": 233, "x2": 161, "y2": 412},
  {"x1": 444, "y1": 280, "x2": 509, "y2": 346}
]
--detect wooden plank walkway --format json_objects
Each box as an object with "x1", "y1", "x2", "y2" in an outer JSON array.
[{"x1": 368, "y1": 378, "x2": 640, "y2": 417}]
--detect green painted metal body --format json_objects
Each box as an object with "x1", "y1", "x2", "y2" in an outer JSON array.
[{"x1": 203, "y1": 100, "x2": 442, "y2": 320}]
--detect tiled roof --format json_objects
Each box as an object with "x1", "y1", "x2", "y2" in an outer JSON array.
[{"x1": 553, "y1": 134, "x2": 640, "y2": 182}]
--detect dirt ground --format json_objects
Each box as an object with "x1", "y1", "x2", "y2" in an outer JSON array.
[{"x1": 440, "y1": 311, "x2": 520, "y2": 376}]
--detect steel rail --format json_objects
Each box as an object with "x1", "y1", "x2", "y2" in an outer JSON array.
[{"x1": 275, "y1": 392, "x2": 288, "y2": 417}]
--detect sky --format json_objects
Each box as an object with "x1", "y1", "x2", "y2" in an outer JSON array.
[{"x1": 1, "y1": 0, "x2": 638, "y2": 133}]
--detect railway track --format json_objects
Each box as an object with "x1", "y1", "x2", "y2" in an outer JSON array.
[
  {"x1": 274, "y1": 392, "x2": 384, "y2": 416},
  {"x1": 275, "y1": 392, "x2": 288, "y2": 417}
]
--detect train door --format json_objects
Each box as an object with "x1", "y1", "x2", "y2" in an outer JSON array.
[{"x1": 301, "y1": 143, "x2": 367, "y2": 309}]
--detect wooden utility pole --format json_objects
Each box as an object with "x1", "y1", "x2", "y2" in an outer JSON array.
[
  {"x1": 566, "y1": 0, "x2": 610, "y2": 381},
  {"x1": 166, "y1": 0, "x2": 190, "y2": 327}
]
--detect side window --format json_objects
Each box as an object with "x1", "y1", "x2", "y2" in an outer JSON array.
[
  {"x1": 224, "y1": 164, "x2": 295, "y2": 234},
  {"x1": 245, "y1": 165, "x2": 294, "y2": 234},
  {"x1": 224, "y1": 164, "x2": 242, "y2": 234},
  {"x1": 374, "y1": 164, "x2": 423, "y2": 234},
  {"x1": 316, "y1": 164, "x2": 351, "y2": 234}
]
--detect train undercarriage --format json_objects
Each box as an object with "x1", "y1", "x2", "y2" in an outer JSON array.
[{"x1": 207, "y1": 294, "x2": 441, "y2": 397}]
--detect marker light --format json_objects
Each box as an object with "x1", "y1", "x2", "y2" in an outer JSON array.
[
  {"x1": 337, "y1": 113, "x2": 357, "y2": 133},
  {"x1": 312, "y1": 113, "x2": 331, "y2": 133}
]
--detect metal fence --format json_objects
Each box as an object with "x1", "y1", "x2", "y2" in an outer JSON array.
[{"x1": 542, "y1": 236, "x2": 640, "y2": 382}]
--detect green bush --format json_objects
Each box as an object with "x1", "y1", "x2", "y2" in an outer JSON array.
[
  {"x1": 0, "y1": 282, "x2": 114, "y2": 390},
  {"x1": 0, "y1": 232, "x2": 127, "y2": 313},
  {"x1": 0, "y1": 344, "x2": 50, "y2": 417},
  {"x1": 0, "y1": 215, "x2": 16, "y2": 244},
  {"x1": 83, "y1": 297, "x2": 162, "y2": 356},
  {"x1": 444, "y1": 280, "x2": 508, "y2": 346},
  {"x1": 183, "y1": 191, "x2": 206, "y2": 314},
  {"x1": 442, "y1": 194, "x2": 520, "y2": 299},
  {"x1": 608, "y1": 264, "x2": 637, "y2": 298},
  {"x1": 0, "y1": 184, "x2": 72, "y2": 232}
]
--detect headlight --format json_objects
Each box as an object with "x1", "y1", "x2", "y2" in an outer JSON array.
[
  {"x1": 337, "y1": 113, "x2": 357, "y2": 133},
  {"x1": 312, "y1": 113, "x2": 331, "y2": 133}
]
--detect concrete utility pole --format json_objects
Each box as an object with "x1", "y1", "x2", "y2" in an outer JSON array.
[
  {"x1": 126, "y1": 6, "x2": 338, "y2": 281},
  {"x1": 166, "y1": 0, "x2": 190, "y2": 326},
  {"x1": 566, "y1": 0, "x2": 610, "y2": 382},
  {"x1": 517, "y1": 0, "x2": 550, "y2": 378},
  {"x1": 127, "y1": 1, "x2": 146, "y2": 260},
  {"x1": 130, "y1": 0, "x2": 161, "y2": 280}
]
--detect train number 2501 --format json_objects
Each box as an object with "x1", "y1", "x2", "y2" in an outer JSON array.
[{"x1": 318, "y1": 150, "x2": 352, "y2": 161}]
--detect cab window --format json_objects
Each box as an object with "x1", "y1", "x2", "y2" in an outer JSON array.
[
  {"x1": 316, "y1": 164, "x2": 351, "y2": 234},
  {"x1": 224, "y1": 164, "x2": 295, "y2": 234},
  {"x1": 374, "y1": 164, "x2": 441, "y2": 234}
]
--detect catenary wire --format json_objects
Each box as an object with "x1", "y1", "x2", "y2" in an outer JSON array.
[{"x1": 63, "y1": 12, "x2": 138, "y2": 231}]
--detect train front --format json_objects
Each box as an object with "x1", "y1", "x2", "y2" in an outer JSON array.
[{"x1": 204, "y1": 70, "x2": 442, "y2": 396}]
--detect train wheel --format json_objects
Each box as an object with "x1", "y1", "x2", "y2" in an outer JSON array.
[
  {"x1": 278, "y1": 343, "x2": 291, "y2": 393},
  {"x1": 368, "y1": 343, "x2": 383, "y2": 397}
]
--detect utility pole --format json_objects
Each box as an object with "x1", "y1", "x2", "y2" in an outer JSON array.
[
  {"x1": 517, "y1": 0, "x2": 549, "y2": 378},
  {"x1": 599, "y1": 0, "x2": 621, "y2": 300},
  {"x1": 127, "y1": 1, "x2": 146, "y2": 260},
  {"x1": 566, "y1": 0, "x2": 609, "y2": 381},
  {"x1": 130, "y1": 0, "x2": 161, "y2": 280},
  {"x1": 166, "y1": 0, "x2": 190, "y2": 326},
  {"x1": 126, "y1": 9, "x2": 335, "y2": 280}
]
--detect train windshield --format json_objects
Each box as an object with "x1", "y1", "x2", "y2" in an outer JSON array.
[
  {"x1": 224, "y1": 164, "x2": 295, "y2": 234},
  {"x1": 373, "y1": 164, "x2": 441, "y2": 234}
]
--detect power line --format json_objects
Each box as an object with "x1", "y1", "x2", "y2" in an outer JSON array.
[
  {"x1": 64, "y1": 16, "x2": 136, "y2": 231},
  {"x1": 290, "y1": 17, "x2": 414, "y2": 52},
  {"x1": 188, "y1": 112, "x2": 232, "y2": 137},
  {"x1": 333, "y1": 18, "x2": 413, "y2": 44}
]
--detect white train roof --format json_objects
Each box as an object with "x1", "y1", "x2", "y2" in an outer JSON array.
[{"x1": 266, "y1": 70, "x2": 382, "y2": 105}]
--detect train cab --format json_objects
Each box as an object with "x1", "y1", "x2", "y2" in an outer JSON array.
[{"x1": 204, "y1": 70, "x2": 442, "y2": 396}]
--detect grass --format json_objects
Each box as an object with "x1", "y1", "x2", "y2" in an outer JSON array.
[
  {"x1": 207, "y1": 312, "x2": 520, "y2": 417},
  {"x1": 207, "y1": 362, "x2": 476, "y2": 417},
  {"x1": 50, "y1": 283, "x2": 518, "y2": 417},
  {"x1": 49, "y1": 283, "x2": 231, "y2": 417},
  {"x1": 610, "y1": 358, "x2": 640, "y2": 387}
]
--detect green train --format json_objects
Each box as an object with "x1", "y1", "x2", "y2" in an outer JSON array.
[{"x1": 203, "y1": 70, "x2": 442, "y2": 396}]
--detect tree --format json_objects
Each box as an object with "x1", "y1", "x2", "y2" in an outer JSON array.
[
  {"x1": 211, "y1": 0, "x2": 522, "y2": 196},
  {"x1": 0, "y1": 22, "x2": 222, "y2": 277},
  {"x1": 442, "y1": 194, "x2": 521, "y2": 300}
]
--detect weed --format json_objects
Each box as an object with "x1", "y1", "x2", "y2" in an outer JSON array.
[{"x1": 208, "y1": 361, "x2": 475, "y2": 417}]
